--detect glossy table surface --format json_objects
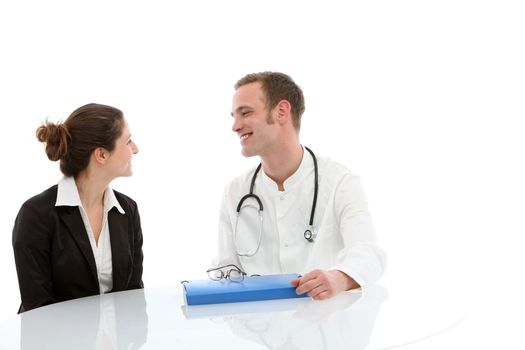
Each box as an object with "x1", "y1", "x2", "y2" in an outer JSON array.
[{"x1": 0, "y1": 284, "x2": 472, "y2": 349}]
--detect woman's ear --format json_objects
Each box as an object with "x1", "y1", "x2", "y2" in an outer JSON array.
[{"x1": 92, "y1": 147, "x2": 109, "y2": 164}]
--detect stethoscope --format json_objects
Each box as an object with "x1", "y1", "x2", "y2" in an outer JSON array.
[{"x1": 234, "y1": 146, "x2": 319, "y2": 257}]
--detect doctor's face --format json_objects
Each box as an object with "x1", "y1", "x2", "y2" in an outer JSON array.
[{"x1": 231, "y1": 82, "x2": 279, "y2": 158}]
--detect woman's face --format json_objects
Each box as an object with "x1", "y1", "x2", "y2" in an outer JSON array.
[{"x1": 105, "y1": 119, "x2": 139, "y2": 179}]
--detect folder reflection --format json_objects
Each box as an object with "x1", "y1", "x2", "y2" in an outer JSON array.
[{"x1": 181, "y1": 297, "x2": 312, "y2": 319}]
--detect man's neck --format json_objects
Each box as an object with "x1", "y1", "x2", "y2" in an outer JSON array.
[{"x1": 260, "y1": 143, "x2": 303, "y2": 191}]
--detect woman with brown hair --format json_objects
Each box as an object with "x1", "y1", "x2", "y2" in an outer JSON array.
[{"x1": 12, "y1": 103, "x2": 144, "y2": 313}]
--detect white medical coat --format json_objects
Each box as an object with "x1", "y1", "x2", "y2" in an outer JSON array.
[{"x1": 214, "y1": 149, "x2": 386, "y2": 288}]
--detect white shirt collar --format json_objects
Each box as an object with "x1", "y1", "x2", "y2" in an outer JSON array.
[
  {"x1": 261, "y1": 146, "x2": 313, "y2": 192},
  {"x1": 55, "y1": 176, "x2": 125, "y2": 214}
]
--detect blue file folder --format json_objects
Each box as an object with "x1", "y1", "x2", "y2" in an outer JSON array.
[{"x1": 182, "y1": 274, "x2": 308, "y2": 305}]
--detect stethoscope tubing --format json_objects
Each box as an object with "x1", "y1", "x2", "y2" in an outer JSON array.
[{"x1": 235, "y1": 147, "x2": 319, "y2": 256}]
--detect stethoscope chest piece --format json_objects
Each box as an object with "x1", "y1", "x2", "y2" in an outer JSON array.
[{"x1": 304, "y1": 228, "x2": 316, "y2": 243}]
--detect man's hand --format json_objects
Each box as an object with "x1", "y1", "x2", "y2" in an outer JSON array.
[{"x1": 290, "y1": 269, "x2": 359, "y2": 300}]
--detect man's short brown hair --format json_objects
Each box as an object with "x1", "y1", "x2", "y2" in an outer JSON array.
[{"x1": 235, "y1": 72, "x2": 305, "y2": 130}]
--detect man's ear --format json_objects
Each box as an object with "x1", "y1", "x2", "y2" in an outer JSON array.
[
  {"x1": 92, "y1": 147, "x2": 109, "y2": 164},
  {"x1": 276, "y1": 100, "x2": 292, "y2": 125}
]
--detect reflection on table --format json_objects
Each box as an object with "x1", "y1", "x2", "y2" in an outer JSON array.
[
  {"x1": 19, "y1": 290, "x2": 148, "y2": 350},
  {"x1": 0, "y1": 285, "x2": 388, "y2": 350},
  {"x1": 183, "y1": 285, "x2": 387, "y2": 350}
]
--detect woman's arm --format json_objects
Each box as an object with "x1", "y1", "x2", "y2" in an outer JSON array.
[{"x1": 12, "y1": 201, "x2": 56, "y2": 313}]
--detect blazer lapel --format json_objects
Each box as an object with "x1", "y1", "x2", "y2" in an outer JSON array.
[
  {"x1": 58, "y1": 207, "x2": 99, "y2": 286},
  {"x1": 108, "y1": 208, "x2": 130, "y2": 291}
]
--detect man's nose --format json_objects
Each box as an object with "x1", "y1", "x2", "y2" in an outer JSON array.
[{"x1": 232, "y1": 115, "x2": 242, "y2": 133}]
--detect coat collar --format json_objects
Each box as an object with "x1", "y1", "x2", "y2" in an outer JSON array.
[
  {"x1": 108, "y1": 208, "x2": 130, "y2": 291},
  {"x1": 57, "y1": 206, "x2": 99, "y2": 287}
]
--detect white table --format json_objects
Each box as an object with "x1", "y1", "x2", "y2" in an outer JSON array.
[{"x1": 0, "y1": 284, "x2": 467, "y2": 349}]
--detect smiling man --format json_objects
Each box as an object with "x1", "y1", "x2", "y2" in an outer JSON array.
[{"x1": 213, "y1": 72, "x2": 386, "y2": 300}]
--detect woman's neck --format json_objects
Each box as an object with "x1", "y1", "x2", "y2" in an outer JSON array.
[{"x1": 74, "y1": 172, "x2": 109, "y2": 209}]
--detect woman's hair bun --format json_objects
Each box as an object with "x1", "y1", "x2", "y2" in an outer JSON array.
[{"x1": 36, "y1": 120, "x2": 71, "y2": 161}]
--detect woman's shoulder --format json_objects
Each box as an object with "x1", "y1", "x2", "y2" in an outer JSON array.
[
  {"x1": 13, "y1": 186, "x2": 59, "y2": 242},
  {"x1": 20, "y1": 185, "x2": 58, "y2": 211}
]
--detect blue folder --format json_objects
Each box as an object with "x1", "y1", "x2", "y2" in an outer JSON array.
[{"x1": 182, "y1": 274, "x2": 308, "y2": 305}]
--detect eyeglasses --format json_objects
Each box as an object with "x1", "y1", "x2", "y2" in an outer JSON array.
[{"x1": 206, "y1": 264, "x2": 247, "y2": 282}]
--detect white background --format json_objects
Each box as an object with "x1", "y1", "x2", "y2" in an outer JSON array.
[{"x1": 1, "y1": 0, "x2": 524, "y2": 346}]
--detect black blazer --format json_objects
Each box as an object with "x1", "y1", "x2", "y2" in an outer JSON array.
[{"x1": 12, "y1": 185, "x2": 144, "y2": 313}]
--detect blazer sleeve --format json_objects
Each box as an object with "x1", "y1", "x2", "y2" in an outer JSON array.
[
  {"x1": 12, "y1": 201, "x2": 56, "y2": 313},
  {"x1": 128, "y1": 200, "x2": 144, "y2": 289}
]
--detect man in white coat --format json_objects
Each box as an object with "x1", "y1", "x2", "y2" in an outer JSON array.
[{"x1": 214, "y1": 72, "x2": 386, "y2": 300}]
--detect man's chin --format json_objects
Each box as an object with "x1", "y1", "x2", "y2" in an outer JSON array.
[{"x1": 241, "y1": 148, "x2": 257, "y2": 158}]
